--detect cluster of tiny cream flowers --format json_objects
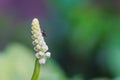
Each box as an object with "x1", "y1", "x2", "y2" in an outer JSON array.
[{"x1": 31, "y1": 18, "x2": 51, "y2": 64}]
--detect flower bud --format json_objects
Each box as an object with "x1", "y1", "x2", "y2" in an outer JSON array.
[
  {"x1": 45, "y1": 52, "x2": 51, "y2": 58},
  {"x1": 39, "y1": 58, "x2": 46, "y2": 64}
]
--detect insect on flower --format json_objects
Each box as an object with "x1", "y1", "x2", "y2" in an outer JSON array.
[{"x1": 41, "y1": 29, "x2": 47, "y2": 37}]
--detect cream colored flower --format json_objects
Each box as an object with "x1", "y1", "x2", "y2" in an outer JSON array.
[
  {"x1": 31, "y1": 18, "x2": 51, "y2": 64},
  {"x1": 39, "y1": 58, "x2": 46, "y2": 64}
]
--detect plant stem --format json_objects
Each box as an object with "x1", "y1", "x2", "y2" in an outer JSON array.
[{"x1": 31, "y1": 59, "x2": 40, "y2": 80}]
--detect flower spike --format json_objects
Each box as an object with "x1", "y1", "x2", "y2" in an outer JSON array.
[{"x1": 31, "y1": 18, "x2": 51, "y2": 64}]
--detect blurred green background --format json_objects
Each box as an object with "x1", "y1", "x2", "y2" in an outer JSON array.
[{"x1": 0, "y1": 0, "x2": 120, "y2": 80}]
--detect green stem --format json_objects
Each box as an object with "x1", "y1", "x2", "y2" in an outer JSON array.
[{"x1": 31, "y1": 59, "x2": 40, "y2": 80}]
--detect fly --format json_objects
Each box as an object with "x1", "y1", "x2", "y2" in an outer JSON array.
[{"x1": 41, "y1": 29, "x2": 47, "y2": 37}]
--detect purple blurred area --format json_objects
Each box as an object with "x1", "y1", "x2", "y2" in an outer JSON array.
[{"x1": 0, "y1": 0, "x2": 48, "y2": 19}]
